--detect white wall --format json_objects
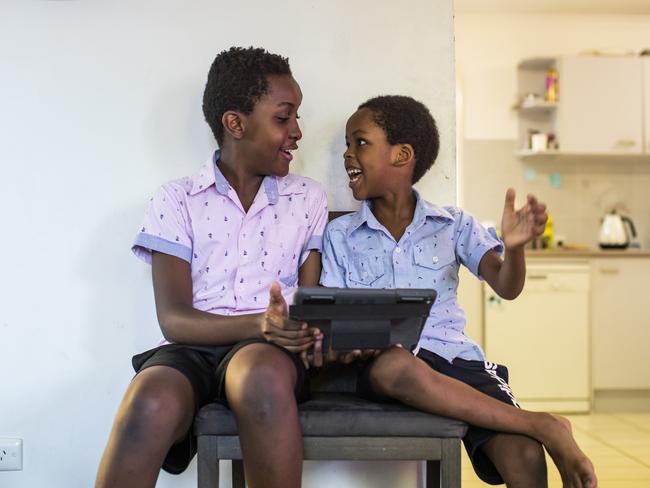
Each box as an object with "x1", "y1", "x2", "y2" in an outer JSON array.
[
  {"x1": 456, "y1": 12, "x2": 650, "y2": 140},
  {"x1": 0, "y1": 1, "x2": 455, "y2": 487}
]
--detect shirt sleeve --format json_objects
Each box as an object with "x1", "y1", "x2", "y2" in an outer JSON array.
[
  {"x1": 454, "y1": 209, "x2": 504, "y2": 278},
  {"x1": 299, "y1": 184, "x2": 329, "y2": 265},
  {"x1": 319, "y1": 224, "x2": 348, "y2": 287},
  {"x1": 132, "y1": 183, "x2": 193, "y2": 265}
]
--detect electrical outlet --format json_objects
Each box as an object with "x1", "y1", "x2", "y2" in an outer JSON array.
[{"x1": 0, "y1": 438, "x2": 23, "y2": 471}]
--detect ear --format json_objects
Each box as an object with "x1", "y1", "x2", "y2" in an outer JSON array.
[
  {"x1": 222, "y1": 111, "x2": 245, "y2": 140},
  {"x1": 392, "y1": 144, "x2": 415, "y2": 168}
]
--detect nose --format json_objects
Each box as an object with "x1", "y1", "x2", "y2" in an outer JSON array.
[
  {"x1": 290, "y1": 118, "x2": 302, "y2": 141},
  {"x1": 344, "y1": 147, "x2": 353, "y2": 160}
]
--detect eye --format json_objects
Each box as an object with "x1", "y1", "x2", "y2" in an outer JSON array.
[
  {"x1": 276, "y1": 116, "x2": 290, "y2": 123},
  {"x1": 357, "y1": 138, "x2": 367, "y2": 146}
]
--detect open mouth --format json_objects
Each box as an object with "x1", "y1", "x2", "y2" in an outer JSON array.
[
  {"x1": 280, "y1": 147, "x2": 295, "y2": 163},
  {"x1": 346, "y1": 167, "x2": 363, "y2": 186}
]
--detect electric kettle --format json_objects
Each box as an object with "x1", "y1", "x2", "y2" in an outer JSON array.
[{"x1": 598, "y1": 211, "x2": 637, "y2": 249}]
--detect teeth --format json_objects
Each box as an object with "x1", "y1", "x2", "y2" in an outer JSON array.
[{"x1": 347, "y1": 168, "x2": 362, "y2": 176}]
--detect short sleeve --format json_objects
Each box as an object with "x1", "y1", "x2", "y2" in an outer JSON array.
[
  {"x1": 299, "y1": 184, "x2": 328, "y2": 265},
  {"x1": 132, "y1": 183, "x2": 193, "y2": 265},
  {"x1": 453, "y1": 209, "x2": 503, "y2": 278},
  {"x1": 319, "y1": 224, "x2": 347, "y2": 287}
]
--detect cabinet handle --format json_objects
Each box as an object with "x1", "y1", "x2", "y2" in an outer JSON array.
[
  {"x1": 599, "y1": 267, "x2": 620, "y2": 274},
  {"x1": 528, "y1": 274, "x2": 548, "y2": 280},
  {"x1": 614, "y1": 139, "x2": 636, "y2": 148}
]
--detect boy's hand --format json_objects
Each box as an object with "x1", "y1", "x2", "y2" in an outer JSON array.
[
  {"x1": 500, "y1": 188, "x2": 548, "y2": 250},
  {"x1": 261, "y1": 282, "x2": 320, "y2": 362},
  {"x1": 307, "y1": 338, "x2": 381, "y2": 368}
]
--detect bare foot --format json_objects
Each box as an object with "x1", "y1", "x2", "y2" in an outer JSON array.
[{"x1": 537, "y1": 413, "x2": 598, "y2": 488}]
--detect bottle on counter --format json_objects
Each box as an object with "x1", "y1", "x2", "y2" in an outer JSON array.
[
  {"x1": 545, "y1": 68, "x2": 558, "y2": 103},
  {"x1": 541, "y1": 214, "x2": 554, "y2": 249}
]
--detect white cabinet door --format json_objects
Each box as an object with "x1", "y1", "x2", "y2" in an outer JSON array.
[
  {"x1": 644, "y1": 58, "x2": 650, "y2": 154},
  {"x1": 591, "y1": 258, "x2": 650, "y2": 389},
  {"x1": 484, "y1": 263, "x2": 590, "y2": 412},
  {"x1": 557, "y1": 56, "x2": 643, "y2": 154}
]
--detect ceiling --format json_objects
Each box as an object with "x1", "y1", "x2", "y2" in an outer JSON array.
[{"x1": 455, "y1": 0, "x2": 650, "y2": 15}]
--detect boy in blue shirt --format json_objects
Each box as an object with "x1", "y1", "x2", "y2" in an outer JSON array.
[{"x1": 320, "y1": 95, "x2": 597, "y2": 488}]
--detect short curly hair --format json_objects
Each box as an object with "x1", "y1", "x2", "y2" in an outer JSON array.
[
  {"x1": 358, "y1": 95, "x2": 439, "y2": 184},
  {"x1": 202, "y1": 47, "x2": 292, "y2": 145}
]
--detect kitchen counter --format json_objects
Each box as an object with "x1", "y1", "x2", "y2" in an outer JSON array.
[{"x1": 526, "y1": 249, "x2": 650, "y2": 258}]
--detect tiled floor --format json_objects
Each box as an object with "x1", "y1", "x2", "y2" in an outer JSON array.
[{"x1": 461, "y1": 413, "x2": 650, "y2": 487}]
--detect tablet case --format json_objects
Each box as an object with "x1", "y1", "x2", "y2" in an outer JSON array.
[{"x1": 289, "y1": 288, "x2": 436, "y2": 351}]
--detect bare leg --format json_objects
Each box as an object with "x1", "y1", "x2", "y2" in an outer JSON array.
[
  {"x1": 225, "y1": 343, "x2": 303, "y2": 488},
  {"x1": 95, "y1": 366, "x2": 195, "y2": 488},
  {"x1": 368, "y1": 347, "x2": 597, "y2": 488},
  {"x1": 482, "y1": 434, "x2": 548, "y2": 488}
]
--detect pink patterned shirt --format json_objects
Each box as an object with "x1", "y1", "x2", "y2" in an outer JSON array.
[{"x1": 133, "y1": 151, "x2": 328, "y2": 345}]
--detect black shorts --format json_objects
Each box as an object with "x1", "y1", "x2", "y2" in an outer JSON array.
[
  {"x1": 416, "y1": 348, "x2": 520, "y2": 485},
  {"x1": 131, "y1": 339, "x2": 309, "y2": 475}
]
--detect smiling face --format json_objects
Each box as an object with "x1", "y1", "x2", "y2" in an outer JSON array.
[
  {"x1": 240, "y1": 74, "x2": 303, "y2": 177},
  {"x1": 344, "y1": 108, "x2": 404, "y2": 200}
]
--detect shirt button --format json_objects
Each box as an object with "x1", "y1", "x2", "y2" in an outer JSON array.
[
  {"x1": 432, "y1": 256, "x2": 439, "y2": 264},
  {"x1": 395, "y1": 247, "x2": 402, "y2": 254}
]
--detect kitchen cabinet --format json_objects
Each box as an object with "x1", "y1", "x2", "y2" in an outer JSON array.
[
  {"x1": 516, "y1": 56, "x2": 645, "y2": 157},
  {"x1": 641, "y1": 56, "x2": 650, "y2": 154},
  {"x1": 557, "y1": 56, "x2": 643, "y2": 154},
  {"x1": 484, "y1": 262, "x2": 591, "y2": 412},
  {"x1": 591, "y1": 258, "x2": 650, "y2": 390}
]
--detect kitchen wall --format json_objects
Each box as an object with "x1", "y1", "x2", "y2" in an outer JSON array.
[
  {"x1": 456, "y1": 13, "x2": 650, "y2": 248},
  {"x1": 0, "y1": 1, "x2": 455, "y2": 487}
]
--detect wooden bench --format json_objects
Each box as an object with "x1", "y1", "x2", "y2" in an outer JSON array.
[{"x1": 194, "y1": 364, "x2": 467, "y2": 487}]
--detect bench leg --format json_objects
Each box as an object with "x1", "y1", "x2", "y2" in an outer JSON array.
[
  {"x1": 232, "y1": 459, "x2": 245, "y2": 488},
  {"x1": 197, "y1": 436, "x2": 219, "y2": 488},
  {"x1": 440, "y1": 438, "x2": 461, "y2": 488},
  {"x1": 425, "y1": 460, "x2": 440, "y2": 488}
]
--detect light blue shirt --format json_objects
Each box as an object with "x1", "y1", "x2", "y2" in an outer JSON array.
[{"x1": 320, "y1": 191, "x2": 503, "y2": 362}]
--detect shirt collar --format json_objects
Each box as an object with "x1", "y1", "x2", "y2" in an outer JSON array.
[
  {"x1": 188, "y1": 150, "x2": 283, "y2": 204},
  {"x1": 347, "y1": 190, "x2": 455, "y2": 237}
]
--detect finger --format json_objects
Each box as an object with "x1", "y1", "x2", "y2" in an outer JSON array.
[
  {"x1": 268, "y1": 281, "x2": 288, "y2": 315},
  {"x1": 527, "y1": 193, "x2": 539, "y2": 208},
  {"x1": 266, "y1": 334, "x2": 314, "y2": 347},
  {"x1": 282, "y1": 342, "x2": 316, "y2": 353},
  {"x1": 267, "y1": 316, "x2": 311, "y2": 336},
  {"x1": 340, "y1": 350, "x2": 361, "y2": 364},
  {"x1": 312, "y1": 337, "x2": 323, "y2": 368},
  {"x1": 300, "y1": 350, "x2": 309, "y2": 369},
  {"x1": 263, "y1": 325, "x2": 314, "y2": 343},
  {"x1": 503, "y1": 187, "x2": 516, "y2": 214},
  {"x1": 534, "y1": 210, "x2": 548, "y2": 224}
]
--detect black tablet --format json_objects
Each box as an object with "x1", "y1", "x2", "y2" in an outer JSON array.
[{"x1": 289, "y1": 287, "x2": 436, "y2": 352}]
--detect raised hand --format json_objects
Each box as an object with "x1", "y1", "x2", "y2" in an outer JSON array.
[
  {"x1": 500, "y1": 188, "x2": 548, "y2": 250},
  {"x1": 260, "y1": 282, "x2": 318, "y2": 360}
]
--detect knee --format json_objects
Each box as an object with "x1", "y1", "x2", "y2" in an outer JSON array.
[
  {"x1": 226, "y1": 345, "x2": 297, "y2": 421},
  {"x1": 115, "y1": 385, "x2": 186, "y2": 445},
  {"x1": 369, "y1": 347, "x2": 418, "y2": 398}
]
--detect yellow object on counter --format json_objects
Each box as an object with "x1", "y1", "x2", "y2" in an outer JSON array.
[{"x1": 541, "y1": 214, "x2": 554, "y2": 249}]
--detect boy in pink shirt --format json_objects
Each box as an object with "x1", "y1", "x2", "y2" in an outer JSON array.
[{"x1": 96, "y1": 47, "x2": 326, "y2": 488}]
